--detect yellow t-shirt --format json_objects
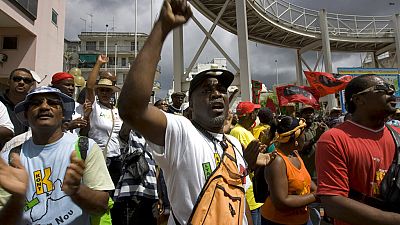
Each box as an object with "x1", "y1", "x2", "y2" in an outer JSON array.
[
  {"x1": 230, "y1": 124, "x2": 264, "y2": 210},
  {"x1": 252, "y1": 123, "x2": 270, "y2": 140}
]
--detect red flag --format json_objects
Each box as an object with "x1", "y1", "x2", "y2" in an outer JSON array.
[
  {"x1": 304, "y1": 71, "x2": 352, "y2": 97},
  {"x1": 276, "y1": 85, "x2": 320, "y2": 108},
  {"x1": 265, "y1": 98, "x2": 277, "y2": 113}
]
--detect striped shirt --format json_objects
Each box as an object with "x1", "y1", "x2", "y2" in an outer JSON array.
[{"x1": 114, "y1": 130, "x2": 158, "y2": 200}]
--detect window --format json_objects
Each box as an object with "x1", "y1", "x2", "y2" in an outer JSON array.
[
  {"x1": 51, "y1": 9, "x2": 58, "y2": 25},
  {"x1": 99, "y1": 41, "x2": 104, "y2": 51},
  {"x1": 86, "y1": 41, "x2": 96, "y2": 51},
  {"x1": 3, "y1": 37, "x2": 18, "y2": 49},
  {"x1": 121, "y1": 58, "x2": 126, "y2": 67},
  {"x1": 109, "y1": 57, "x2": 116, "y2": 66},
  {"x1": 8, "y1": 0, "x2": 38, "y2": 20},
  {"x1": 131, "y1": 42, "x2": 136, "y2": 51}
]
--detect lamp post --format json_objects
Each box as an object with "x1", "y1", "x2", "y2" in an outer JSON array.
[
  {"x1": 114, "y1": 44, "x2": 118, "y2": 76},
  {"x1": 275, "y1": 59, "x2": 279, "y2": 86},
  {"x1": 134, "y1": 0, "x2": 138, "y2": 57},
  {"x1": 105, "y1": 24, "x2": 109, "y2": 70},
  {"x1": 80, "y1": 18, "x2": 86, "y2": 32}
]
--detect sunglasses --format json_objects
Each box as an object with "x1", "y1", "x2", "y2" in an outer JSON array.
[
  {"x1": 355, "y1": 83, "x2": 395, "y2": 96},
  {"x1": 12, "y1": 76, "x2": 34, "y2": 84},
  {"x1": 28, "y1": 98, "x2": 62, "y2": 108}
]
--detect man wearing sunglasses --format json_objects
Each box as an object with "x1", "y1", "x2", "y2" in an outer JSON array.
[
  {"x1": 0, "y1": 68, "x2": 36, "y2": 136},
  {"x1": 316, "y1": 75, "x2": 400, "y2": 225},
  {"x1": 0, "y1": 86, "x2": 114, "y2": 225}
]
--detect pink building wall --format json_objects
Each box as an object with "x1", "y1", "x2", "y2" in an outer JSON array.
[{"x1": 0, "y1": 0, "x2": 65, "y2": 86}]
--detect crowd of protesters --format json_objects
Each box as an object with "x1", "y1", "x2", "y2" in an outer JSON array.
[{"x1": 1, "y1": 1, "x2": 400, "y2": 225}]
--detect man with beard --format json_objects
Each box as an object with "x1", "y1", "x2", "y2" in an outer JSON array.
[
  {"x1": 0, "y1": 68, "x2": 37, "y2": 135},
  {"x1": 118, "y1": 1, "x2": 273, "y2": 224},
  {"x1": 316, "y1": 75, "x2": 400, "y2": 225}
]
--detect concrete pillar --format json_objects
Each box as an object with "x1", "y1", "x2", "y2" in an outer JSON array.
[
  {"x1": 296, "y1": 49, "x2": 304, "y2": 85},
  {"x1": 173, "y1": 26, "x2": 184, "y2": 92},
  {"x1": 319, "y1": 9, "x2": 337, "y2": 109},
  {"x1": 392, "y1": 14, "x2": 400, "y2": 69},
  {"x1": 235, "y1": 0, "x2": 252, "y2": 101}
]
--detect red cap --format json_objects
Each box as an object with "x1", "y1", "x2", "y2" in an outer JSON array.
[
  {"x1": 236, "y1": 101, "x2": 261, "y2": 117},
  {"x1": 51, "y1": 72, "x2": 74, "y2": 84}
]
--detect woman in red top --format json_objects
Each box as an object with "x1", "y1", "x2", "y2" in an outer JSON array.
[{"x1": 261, "y1": 116, "x2": 317, "y2": 225}]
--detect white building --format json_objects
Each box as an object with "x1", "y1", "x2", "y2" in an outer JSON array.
[
  {"x1": 78, "y1": 32, "x2": 159, "y2": 89},
  {"x1": 0, "y1": 0, "x2": 66, "y2": 86}
]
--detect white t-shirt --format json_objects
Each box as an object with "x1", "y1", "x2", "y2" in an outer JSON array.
[
  {"x1": 0, "y1": 101, "x2": 14, "y2": 133},
  {"x1": 88, "y1": 99, "x2": 122, "y2": 158},
  {"x1": 0, "y1": 132, "x2": 114, "y2": 225},
  {"x1": 148, "y1": 113, "x2": 249, "y2": 225}
]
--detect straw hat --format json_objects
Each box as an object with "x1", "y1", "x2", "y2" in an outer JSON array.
[{"x1": 94, "y1": 77, "x2": 120, "y2": 92}]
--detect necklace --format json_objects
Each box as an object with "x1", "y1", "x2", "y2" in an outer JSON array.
[{"x1": 192, "y1": 121, "x2": 228, "y2": 165}]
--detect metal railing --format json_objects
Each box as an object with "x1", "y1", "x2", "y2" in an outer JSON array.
[{"x1": 252, "y1": 0, "x2": 394, "y2": 38}]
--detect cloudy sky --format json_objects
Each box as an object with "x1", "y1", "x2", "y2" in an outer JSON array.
[{"x1": 65, "y1": 0, "x2": 400, "y2": 97}]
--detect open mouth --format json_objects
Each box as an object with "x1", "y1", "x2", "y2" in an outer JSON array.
[
  {"x1": 211, "y1": 102, "x2": 225, "y2": 112},
  {"x1": 37, "y1": 113, "x2": 53, "y2": 119}
]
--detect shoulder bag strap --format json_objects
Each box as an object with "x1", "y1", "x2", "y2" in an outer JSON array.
[
  {"x1": 172, "y1": 210, "x2": 182, "y2": 225},
  {"x1": 385, "y1": 124, "x2": 400, "y2": 164}
]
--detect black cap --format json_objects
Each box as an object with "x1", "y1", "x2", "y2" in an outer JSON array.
[
  {"x1": 189, "y1": 69, "x2": 234, "y2": 96},
  {"x1": 171, "y1": 92, "x2": 186, "y2": 98}
]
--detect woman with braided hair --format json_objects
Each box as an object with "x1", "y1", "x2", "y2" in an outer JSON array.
[{"x1": 261, "y1": 116, "x2": 317, "y2": 225}]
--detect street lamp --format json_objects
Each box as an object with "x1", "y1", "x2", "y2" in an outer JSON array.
[
  {"x1": 80, "y1": 18, "x2": 86, "y2": 32},
  {"x1": 275, "y1": 59, "x2": 279, "y2": 85},
  {"x1": 105, "y1": 24, "x2": 109, "y2": 70}
]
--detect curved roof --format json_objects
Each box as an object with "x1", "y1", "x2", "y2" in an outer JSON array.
[{"x1": 191, "y1": 0, "x2": 395, "y2": 52}]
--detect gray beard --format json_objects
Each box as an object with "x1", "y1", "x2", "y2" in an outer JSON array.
[{"x1": 209, "y1": 115, "x2": 226, "y2": 127}]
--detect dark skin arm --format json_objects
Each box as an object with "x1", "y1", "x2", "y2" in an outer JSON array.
[
  {"x1": 78, "y1": 100, "x2": 93, "y2": 137},
  {"x1": 244, "y1": 140, "x2": 277, "y2": 172},
  {"x1": 265, "y1": 156, "x2": 316, "y2": 210},
  {"x1": 118, "y1": 0, "x2": 192, "y2": 146},
  {"x1": 86, "y1": 55, "x2": 108, "y2": 104},
  {"x1": 245, "y1": 199, "x2": 254, "y2": 225},
  {"x1": 0, "y1": 154, "x2": 28, "y2": 225},
  {"x1": 320, "y1": 195, "x2": 400, "y2": 225},
  {"x1": 62, "y1": 152, "x2": 109, "y2": 215},
  {"x1": 0, "y1": 127, "x2": 13, "y2": 147}
]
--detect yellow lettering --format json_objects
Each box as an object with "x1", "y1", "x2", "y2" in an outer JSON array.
[
  {"x1": 33, "y1": 168, "x2": 54, "y2": 195},
  {"x1": 34, "y1": 170, "x2": 44, "y2": 195},
  {"x1": 43, "y1": 168, "x2": 53, "y2": 192}
]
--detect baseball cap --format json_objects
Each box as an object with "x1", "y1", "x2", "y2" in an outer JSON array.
[
  {"x1": 236, "y1": 101, "x2": 261, "y2": 117},
  {"x1": 51, "y1": 72, "x2": 74, "y2": 84},
  {"x1": 15, "y1": 86, "x2": 75, "y2": 126},
  {"x1": 171, "y1": 92, "x2": 186, "y2": 98},
  {"x1": 189, "y1": 69, "x2": 234, "y2": 96}
]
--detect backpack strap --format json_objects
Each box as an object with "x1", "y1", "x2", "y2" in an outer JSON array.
[
  {"x1": 171, "y1": 210, "x2": 182, "y2": 225},
  {"x1": 386, "y1": 124, "x2": 400, "y2": 164},
  {"x1": 8, "y1": 144, "x2": 22, "y2": 165},
  {"x1": 75, "y1": 136, "x2": 89, "y2": 160}
]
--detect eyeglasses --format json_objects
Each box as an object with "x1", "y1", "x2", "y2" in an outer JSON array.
[
  {"x1": 355, "y1": 83, "x2": 395, "y2": 96},
  {"x1": 12, "y1": 76, "x2": 34, "y2": 84},
  {"x1": 28, "y1": 98, "x2": 62, "y2": 108}
]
